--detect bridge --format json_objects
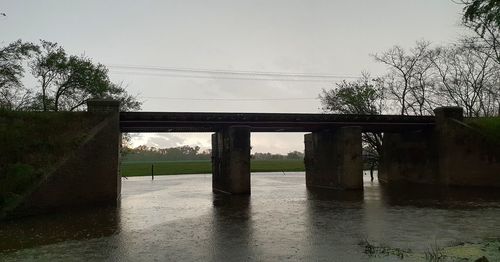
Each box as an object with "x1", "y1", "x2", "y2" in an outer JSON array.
[
  {"x1": 119, "y1": 112, "x2": 435, "y2": 133},
  {"x1": 8, "y1": 99, "x2": 499, "y2": 219},
  {"x1": 81, "y1": 99, "x2": 499, "y2": 199},
  {"x1": 115, "y1": 107, "x2": 438, "y2": 194}
]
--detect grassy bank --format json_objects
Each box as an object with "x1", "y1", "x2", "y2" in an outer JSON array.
[
  {"x1": 120, "y1": 159, "x2": 305, "y2": 177},
  {"x1": 360, "y1": 238, "x2": 500, "y2": 261},
  {"x1": 466, "y1": 117, "x2": 500, "y2": 142}
]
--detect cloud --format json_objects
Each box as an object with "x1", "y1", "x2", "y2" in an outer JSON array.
[{"x1": 145, "y1": 134, "x2": 185, "y2": 148}]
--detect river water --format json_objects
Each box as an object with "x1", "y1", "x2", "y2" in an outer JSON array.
[{"x1": 1, "y1": 172, "x2": 500, "y2": 261}]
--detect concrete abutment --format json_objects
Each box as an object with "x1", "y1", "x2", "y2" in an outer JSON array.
[
  {"x1": 380, "y1": 106, "x2": 500, "y2": 187},
  {"x1": 6, "y1": 100, "x2": 121, "y2": 218}
]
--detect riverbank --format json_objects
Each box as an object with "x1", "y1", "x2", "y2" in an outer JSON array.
[{"x1": 120, "y1": 159, "x2": 305, "y2": 177}]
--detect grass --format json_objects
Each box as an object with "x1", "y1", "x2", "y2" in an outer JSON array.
[
  {"x1": 466, "y1": 117, "x2": 500, "y2": 143},
  {"x1": 358, "y1": 238, "x2": 500, "y2": 261},
  {"x1": 120, "y1": 159, "x2": 305, "y2": 177},
  {"x1": 358, "y1": 239, "x2": 412, "y2": 259}
]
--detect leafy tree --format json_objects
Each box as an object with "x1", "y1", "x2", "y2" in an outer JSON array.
[
  {"x1": 29, "y1": 40, "x2": 140, "y2": 111},
  {"x1": 0, "y1": 40, "x2": 38, "y2": 110},
  {"x1": 461, "y1": 0, "x2": 500, "y2": 65},
  {"x1": 463, "y1": 0, "x2": 500, "y2": 31},
  {"x1": 286, "y1": 151, "x2": 304, "y2": 160},
  {"x1": 0, "y1": 40, "x2": 140, "y2": 111},
  {"x1": 320, "y1": 73, "x2": 385, "y2": 115},
  {"x1": 320, "y1": 74, "x2": 384, "y2": 178}
]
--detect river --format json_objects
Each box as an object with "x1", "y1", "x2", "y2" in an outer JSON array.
[{"x1": 1, "y1": 172, "x2": 500, "y2": 261}]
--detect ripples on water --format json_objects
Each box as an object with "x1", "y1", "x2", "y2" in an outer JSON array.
[{"x1": 1, "y1": 172, "x2": 500, "y2": 261}]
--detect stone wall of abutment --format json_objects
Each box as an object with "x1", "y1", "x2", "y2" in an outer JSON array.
[
  {"x1": 7, "y1": 100, "x2": 121, "y2": 218},
  {"x1": 379, "y1": 107, "x2": 500, "y2": 187}
]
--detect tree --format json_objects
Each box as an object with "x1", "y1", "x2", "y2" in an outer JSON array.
[
  {"x1": 29, "y1": 40, "x2": 140, "y2": 112},
  {"x1": 320, "y1": 73, "x2": 384, "y2": 115},
  {"x1": 461, "y1": 0, "x2": 500, "y2": 65},
  {"x1": 429, "y1": 41, "x2": 500, "y2": 117},
  {"x1": 0, "y1": 40, "x2": 38, "y2": 110},
  {"x1": 463, "y1": 0, "x2": 500, "y2": 31},
  {"x1": 320, "y1": 74, "x2": 385, "y2": 179},
  {"x1": 286, "y1": 151, "x2": 304, "y2": 160},
  {"x1": 373, "y1": 41, "x2": 436, "y2": 116}
]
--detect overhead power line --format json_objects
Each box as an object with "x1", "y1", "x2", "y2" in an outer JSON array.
[
  {"x1": 110, "y1": 71, "x2": 343, "y2": 82},
  {"x1": 107, "y1": 64, "x2": 360, "y2": 82},
  {"x1": 139, "y1": 96, "x2": 318, "y2": 101}
]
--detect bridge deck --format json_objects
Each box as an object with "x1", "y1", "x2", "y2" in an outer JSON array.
[{"x1": 119, "y1": 112, "x2": 435, "y2": 132}]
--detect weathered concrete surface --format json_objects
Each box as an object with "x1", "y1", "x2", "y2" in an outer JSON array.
[
  {"x1": 378, "y1": 130, "x2": 437, "y2": 184},
  {"x1": 435, "y1": 107, "x2": 500, "y2": 187},
  {"x1": 212, "y1": 126, "x2": 251, "y2": 194},
  {"x1": 8, "y1": 100, "x2": 121, "y2": 217},
  {"x1": 304, "y1": 126, "x2": 363, "y2": 190},
  {"x1": 380, "y1": 107, "x2": 500, "y2": 187}
]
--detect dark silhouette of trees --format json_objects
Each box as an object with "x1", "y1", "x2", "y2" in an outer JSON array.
[
  {"x1": 461, "y1": 0, "x2": 500, "y2": 65},
  {"x1": 0, "y1": 40, "x2": 38, "y2": 110},
  {"x1": 122, "y1": 145, "x2": 304, "y2": 161},
  {"x1": 429, "y1": 42, "x2": 500, "y2": 117},
  {"x1": 463, "y1": 0, "x2": 500, "y2": 31},
  {"x1": 373, "y1": 41, "x2": 436, "y2": 116},
  {"x1": 0, "y1": 40, "x2": 140, "y2": 112},
  {"x1": 319, "y1": 74, "x2": 384, "y2": 176}
]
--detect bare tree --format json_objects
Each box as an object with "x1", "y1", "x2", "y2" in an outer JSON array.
[
  {"x1": 429, "y1": 42, "x2": 500, "y2": 117},
  {"x1": 373, "y1": 41, "x2": 436, "y2": 116}
]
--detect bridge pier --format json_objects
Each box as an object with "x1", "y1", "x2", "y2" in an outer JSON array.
[
  {"x1": 212, "y1": 126, "x2": 251, "y2": 194},
  {"x1": 304, "y1": 126, "x2": 363, "y2": 190}
]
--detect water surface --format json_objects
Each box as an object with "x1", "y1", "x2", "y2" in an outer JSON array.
[{"x1": 1, "y1": 172, "x2": 500, "y2": 261}]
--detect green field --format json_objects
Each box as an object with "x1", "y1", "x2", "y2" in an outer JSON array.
[{"x1": 120, "y1": 160, "x2": 305, "y2": 177}]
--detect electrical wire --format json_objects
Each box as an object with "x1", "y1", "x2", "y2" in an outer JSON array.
[{"x1": 107, "y1": 64, "x2": 360, "y2": 82}]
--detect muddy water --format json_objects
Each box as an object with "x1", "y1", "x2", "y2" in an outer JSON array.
[{"x1": 1, "y1": 172, "x2": 500, "y2": 261}]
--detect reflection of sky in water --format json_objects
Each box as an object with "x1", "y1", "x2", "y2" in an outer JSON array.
[{"x1": 1, "y1": 172, "x2": 500, "y2": 261}]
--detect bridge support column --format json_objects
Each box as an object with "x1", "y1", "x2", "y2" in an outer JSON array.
[
  {"x1": 212, "y1": 126, "x2": 251, "y2": 194},
  {"x1": 304, "y1": 126, "x2": 363, "y2": 190}
]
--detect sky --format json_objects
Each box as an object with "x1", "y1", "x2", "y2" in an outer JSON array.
[{"x1": 1, "y1": 1, "x2": 465, "y2": 153}]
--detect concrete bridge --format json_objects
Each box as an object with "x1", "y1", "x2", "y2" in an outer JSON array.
[
  {"x1": 118, "y1": 109, "x2": 437, "y2": 194},
  {"x1": 83, "y1": 99, "x2": 499, "y2": 199},
  {"x1": 6, "y1": 99, "x2": 499, "y2": 219}
]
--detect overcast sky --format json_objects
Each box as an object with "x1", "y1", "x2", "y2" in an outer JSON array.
[{"x1": 1, "y1": 1, "x2": 465, "y2": 153}]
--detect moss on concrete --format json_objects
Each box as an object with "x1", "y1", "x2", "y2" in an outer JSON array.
[{"x1": 0, "y1": 110, "x2": 105, "y2": 214}]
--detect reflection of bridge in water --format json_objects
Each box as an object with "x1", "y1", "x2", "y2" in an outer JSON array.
[{"x1": 118, "y1": 111, "x2": 438, "y2": 194}]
